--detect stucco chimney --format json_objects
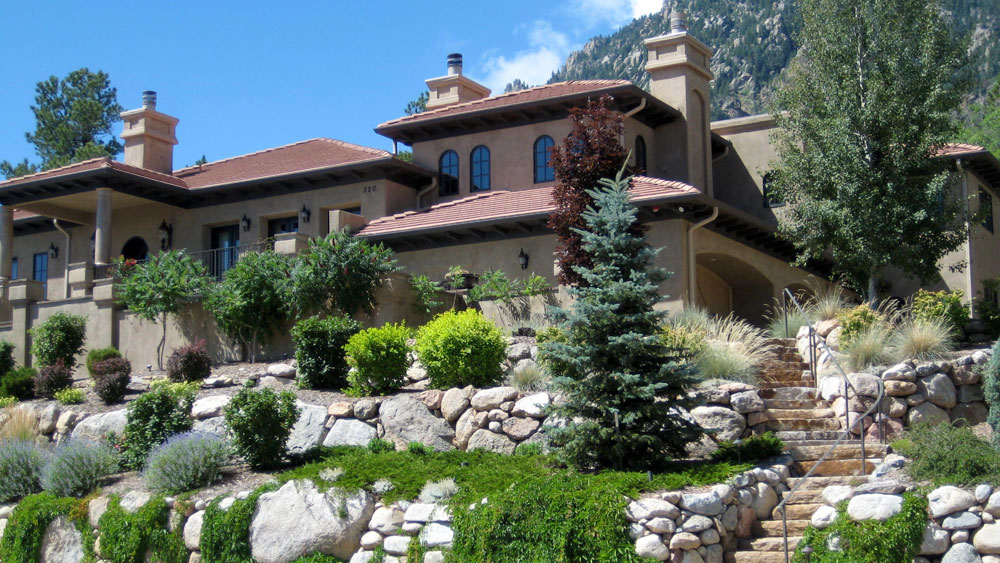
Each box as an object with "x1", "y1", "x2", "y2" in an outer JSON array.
[
  {"x1": 425, "y1": 53, "x2": 491, "y2": 110},
  {"x1": 643, "y1": 12, "x2": 714, "y2": 192},
  {"x1": 120, "y1": 91, "x2": 179, "y2": 174}
]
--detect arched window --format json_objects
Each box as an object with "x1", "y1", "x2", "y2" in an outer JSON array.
[
  {"x1": 533, "y1": 136, "x2": 555, "y2": 183},
  {"x1": 470, "y1": 146, "x2": 490, "y2": 192},
  {"x1": 439, "y1": 150, "x2": 459, "y2": 196},
  {"x1": 635, "y1": 135, "x2": 647, "y2": 172}
]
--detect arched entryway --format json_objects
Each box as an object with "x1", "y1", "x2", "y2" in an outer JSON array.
[
  {"x1": 695, "y1": 253, "x2": 775, "y2": 324},
  {"x1": 121, "y1": 237, "x2": 149, "y2": 261}
]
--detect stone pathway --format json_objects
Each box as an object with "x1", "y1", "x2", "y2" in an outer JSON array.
[{"x1": 725, "y1": 339, "x2": 889, "y2": 563}]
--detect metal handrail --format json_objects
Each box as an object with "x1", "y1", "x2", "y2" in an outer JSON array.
[{"x1": 776, "y1": 288, "x2": 885, "y2": 562}]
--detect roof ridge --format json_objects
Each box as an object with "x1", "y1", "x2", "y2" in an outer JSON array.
[
  {"x1": 315, "y1": 138, "x2": 392, "y2": 158},
  {"x1": 0, "y1": 157, "x2": 110, "y2": 186},
  {"x1": 173, "y1": 138, "x2": 329, "y2": 175},
  {"x1": 108, "y1": 160, "x2": 188, "y2": 183}
]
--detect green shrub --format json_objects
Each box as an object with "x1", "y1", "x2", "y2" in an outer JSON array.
[
  {"x1": 711, "y1": 432, "x2": 784, "y2": 464},
  {"x1": 794, "y1": 492, "x2": 927, "y2": 563},
  {"x1": 366, "y1": 437, "x2": 396, "y2": 454},
  {"x1": 166, "y1": 339, "x2": 212, "y2": 382},
  {"x1": 407, "y1": 441, "x2": 432, "y2": 455},
  {"x1": 85, "y1": 347, "x2": 121, "y2": 378},
  {"x1": 40, "y1": 439, "x2": 118, "y2": 497},
  {"x1": 116, "y1": 383, "x2": 196, "y2": 470},
  {"x1": 54, "y1": 388, "x2": 84, "y2": 405},
  {"x1": 892, "y1": 422, "x2": 1000, "y2": 485},
  {"x1": 838, "y1": 304, "x2": 885, "y2": 344},
  {"x1": 223, "y1": 388, "x2": 299, "y2": 469},
  {"x1": 0, "y1": 492, "x2": 96, "y2": 563},
  {"x1": 0, "y1": 440, "x2": 47, "y2": 502},
  {"x1": 143, "y1": 431, "x2": 229, "y2": 494},
  {"x1": 890, "y1": 316, "x2": 953, "y2": 360},
  {"x1": 468, "y1": 269, "x2": 522, "y2": 304},
  {"x1": 911, "y1": 288, "x2": 970, "y2": 336},
  {"x1": 985, "y1": 340, "x2": 1000, "y2": 446},
  {"x1": 199, "y1": 485, "x2": 275, "y2": 563},
  {"x1": 345, "y1": 322, "x2": 410, "y2": 396},
  {"x1": 0, "y1": 341, "x2": 15, "y2": 378},
  {"x1": 415, "y1": 309, "x2": 506, "y2": 389},
  {"x1": 93, "y1": 357, "x2": 132, "y2": 404},
  {"x1": 29, "y1": 313, "x2": 87, "y2": 367},
  {"x1": 410, "y1": 275, "x2": 444, "y2": 314},
  {"x1": 99, "y1": 496, "x2": 186, "y2": 563},
  {"x1": 0, "y1": 397, "x2": 15, "y2": 408},
  {"x1": 0, "y1": 367, "x2": 36, "y2": 401},
  {"x1": 291, "y1": 315, "x2": 360, "y2": 389},
  {"x1": 34, "y1": 360, "x2": 73, "y2": 398},
  {"x1": 514, "y1": 442, "x2": 543, "y2": 456}
]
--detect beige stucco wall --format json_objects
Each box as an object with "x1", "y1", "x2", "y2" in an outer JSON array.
[{"x1": 711, "y1": 115, "x2": 783, "y2": 225}]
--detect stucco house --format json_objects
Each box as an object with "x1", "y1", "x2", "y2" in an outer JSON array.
[{"x1": 0, "y1": 13, "x2": 997, "y2": 366}]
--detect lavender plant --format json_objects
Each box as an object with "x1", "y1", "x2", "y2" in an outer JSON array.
[
  {"x1": 143, "y1": 431, "x2": 229, "y2": 494},
  {"x1": 0, "y1": 439, "x2": 48, "y2": 502},
  {"x1": 40, "y1": 439, "x2": 118, "y2": 497}
]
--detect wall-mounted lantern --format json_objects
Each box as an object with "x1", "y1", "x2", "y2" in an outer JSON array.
[
  {"x1": 241, "y1": 213, "x2": 252, "y2": 232},
  {"x1": 518, "y1": 248, "x2": 529, "y2": 270},
  {"x1": 299, "y1": 205, "x2": 311, "y2": 224},
  {"x1": 48, "y1": 242, "x2": 58, "y2": 259},
  {"x1": 158, "y1": 220, "x2": 173, "y2": 250}
]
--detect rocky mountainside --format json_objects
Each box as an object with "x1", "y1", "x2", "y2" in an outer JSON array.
[{"x1": 549, "y1": 0, "x2": 1000, "y2": 120}]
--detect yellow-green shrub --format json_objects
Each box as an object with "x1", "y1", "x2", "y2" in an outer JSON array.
[
  {"x1": 345, "y1": 322, "x2": 411, "y2": 396},
  {"x1": 415, "y1": 310, "x2": 506, "y2": 388},
  {"x1": 911, "y1": 289, "x2": 969, "y2": 336},
  {"x1": 838, "y1": 304, "x2": 884, "y2": 344}
]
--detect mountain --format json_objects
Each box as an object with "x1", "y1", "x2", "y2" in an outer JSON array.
[{"x1": 549, "y1": 0, "x2": 1000, "y2": 120}]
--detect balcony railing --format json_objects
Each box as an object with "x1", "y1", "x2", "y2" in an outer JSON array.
[{"x1": 93, "y1": 241, "x2": 271, "y2": 281}]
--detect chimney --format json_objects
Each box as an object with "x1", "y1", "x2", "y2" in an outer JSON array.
[
  {"x1": 120, "y1": 91, "x2": 179, "y2": 174},
  {"x1": 425, "y1": 53, "x2": 491, "y2": 110},
  {"x1": 643, "y1": 11, "x2": 714, "y2": 192}
]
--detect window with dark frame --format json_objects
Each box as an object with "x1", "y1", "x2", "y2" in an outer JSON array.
[
  {"x1": 763, "y1": 171, "x2": 784, "y2": 208},
  {"x1": 533, "y1": 136, "x2": 555, "y2": 183},
  {"x1": 635, "y1": 135, "x2": 647, "y2": 172},
  {"x1": 33, "y1": 252, "x2": 47, "y2": 298},
  {"x1": 981, "y1": 188, "x2": 994, "y2": 233},
  {"x1": 471, "y1": 146, "x2": 491, "y2": 192},
  {"x1": 439, "y1": 150, "x2": 459, "y2": 196},
  {"x1": 10, "y1": 257, "x2": 17, "y2": 280}
]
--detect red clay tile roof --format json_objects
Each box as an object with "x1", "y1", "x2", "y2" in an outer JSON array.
[
  {"x1": 0, "y1": 157, "x2": 187, "y2": 188},
  {"x1": 357, "y1": 175, "x2": 699, "y2": 238},
  {"x1": 937, "y1": 143, "x2": 988, "y2": 157},
  {"x1": 175, "y1": 138, "x2": 394, "y2": 189},
  {"x1": 376, "y1": 80, "x2": 633, "y2": 130}
]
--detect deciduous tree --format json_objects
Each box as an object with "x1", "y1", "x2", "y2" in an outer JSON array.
[{"x1": 770, "y1": 0, "x2": 971, "y2": 300}]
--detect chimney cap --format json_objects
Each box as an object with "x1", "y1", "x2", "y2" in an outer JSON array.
[
  {"x1": 447, "y1": 53, "x2": 463, "y2": 75},
  {"x1": 142, "y1": 90, "x2": 157, "y2": 108},
  {"x1": 670, "y1": 11, "x2": 688, "y2": 33}
]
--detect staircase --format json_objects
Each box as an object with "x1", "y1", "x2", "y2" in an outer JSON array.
[{"x1": 725, "y1": 339, "x2": 889, "y2": 563}]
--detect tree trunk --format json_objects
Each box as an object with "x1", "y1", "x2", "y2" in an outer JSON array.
[
  {"x1": 158, "y1": 313, "x2": 167, "y2": 370},
  {"x1": 867, "y1": 275, "x2": 878, "y2": 305}
]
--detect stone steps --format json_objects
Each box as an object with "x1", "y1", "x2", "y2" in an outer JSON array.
[
  {"x1": 787, "y1": 443, "x2": 889, "y2": 462},
  {"x1": 779, "y1": 489, "x2": 825, "y2": 504},
  {"x1": 770, "y1": 503, "x2": 824, "y2": 520},
  {"x1": 793, "y1": 458, "x2": 879, "y2": 477},
  {"x1": 739, "y1": 536, "x2": 802, "y2": 552},
  {"x1": 770, "y1": 430, "x2": 845, "y2": 441},
  {"x1": 726, "y1": 551, "x2": 797, "y2": 563},
  {"x1": 752, "y1": 520, "x2": 811, "y2": 536},
  {"x1": 751, "y1": 418, "x2": 841, "y2": 432},
  {"x1": 748, "y1": 409, "x2": 836, "y2": 425},
  {"x1": 786, "y1": 475, "x2": 862, "y2": 490}
]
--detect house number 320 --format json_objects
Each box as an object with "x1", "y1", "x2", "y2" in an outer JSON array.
[{"x1": 363, "y1": 185, "x2": 377, "y2": 193}]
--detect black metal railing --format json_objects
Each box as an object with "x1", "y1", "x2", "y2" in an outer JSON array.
[{"x1": 93, "y1": 241, "x2": 271, "y2": 281}]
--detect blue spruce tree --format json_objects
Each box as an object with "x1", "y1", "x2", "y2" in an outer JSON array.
[{"x1": 540, "y1": 169, "x2": 703, "y2": 470}]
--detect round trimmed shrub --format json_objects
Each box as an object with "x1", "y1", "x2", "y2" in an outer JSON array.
[
  {"x1": 223, "y1": 388, "x2": 299, "y2": 469},
  {"x1": 93, "y1": 357, "x2": 132, "y2": 404},
  {"x1": 29, "y1": 313, "x2": 87, "y2": 367},
  {"x1": 291, "y1": 315, "x2": 360, "y2": 389},
  {"x1": 34, "y1": 360, "x2": 73, "y2": 398},
  {"x1": 41, "y1": 439, "x2": 118, "y2": 497},
  {"x1": 0, "y1": 439, "x2": 48, "y2": 502},
  {"x1": 86, "y1": 347, "x2": 121, "y2": 378},
  {"x1": 345, "y1": 322, "x2": 410, "y2": 396},
  {"x1": 166, "y1": 340, "x2": 212, "y2": 383},
  {"x1": 118, "y1": 384, "x2": 195, "y2": 470},
  {"x1": 0, "y1": 340, "x2": 15, "y2": 378},
  {"x1": 143, "y1": 431, "x2": 229, "y2": 494},
  {"x1": 0, "y1": 366, "x2": 37, "y2": 401},
  {"x1": 415, "y1": 309, "x2": 507, "y2": 388}
]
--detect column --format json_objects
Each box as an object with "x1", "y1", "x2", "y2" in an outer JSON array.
[
  {"x1": 0, "y1": 206, "x2": 12, "y2": 280},
  {"x1": 94, "y1": 188, "x2": 112, "y2": 265}
]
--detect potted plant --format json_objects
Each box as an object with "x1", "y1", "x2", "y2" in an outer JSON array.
[{"x1": 444, "y1": 265, "x2": 477, "y2": 290}]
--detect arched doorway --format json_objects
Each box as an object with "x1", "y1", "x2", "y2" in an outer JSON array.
[
  {"x1": 695, "y1": 253, "x2": 775, "y2": 324},
  {"x1": 121, "y1": 237, "x2": 149, "y2": 261}
]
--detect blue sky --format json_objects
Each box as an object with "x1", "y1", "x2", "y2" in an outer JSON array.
[{"x1": 0, "y1": 0, "x2": 663, "y2": 170}]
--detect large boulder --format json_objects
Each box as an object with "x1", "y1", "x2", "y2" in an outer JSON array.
[
  {"x1": 846, "y1": 494, "x2": 903, "y2": 522},
  {"x1": 512, "y1": 393, "x2": 550, "y2": 418},
  {"x1": 466, "y1": 429, "x2": 516, "y2": 454},
  {"x1": 921, "y1": 524, "x2": 951, "y2": 555},
  {"x1": 908, "y1": 402, "x2": 949, "y2": 427},
  {"x1": 440, "y1": 389, "x2": 470, "y2": 423},
  {"x1": 184, "y1": 510, "x2": 204, "y2": 551},
  {"x1": 380, "y1": 396, "x2": 455, "y2": 451},
  {"x1": 975, "y1": 523, "x2": 1000, "y2": 554},
  {"x1": 918, "y1": 373, "x2": 957, "y2": 409},
  {"x1": 470, "y1": 387, "x2": 518, "y2": 411},
  {"x1": 40, "y1": 516, "x2": 84, "y2": 563},
  {"x1": 847, "y1": 373, "x2": 881, "y2": 398},
  {"x1": 635, "y1": 534, "x2": 669, "y2": 561},
  {"x1": 286, "y1": 402, "x2": 329, "y2": 455},
  {"x1": 929, "y1": 486, "x2": 977, "y2": 518},
  {"x1": 250, "y1": 480, "x2": 374, "y2": 563},
  {"x1": 193, "y1": 416, "x2": 226, "y2": 437},
  {"x1": 942, "y1": 542, "x2": 983, "y2": 563},
  {"x1": 322, "y1": 419, "x2": 377, "y2": 447},
  {"x1": 70, "y1": 409, "x2": 127, "y2": 442},
  {"x1": 689, "y1": 406, "x2": 745, "y2": 442},
  {"x1": 192, "y1": 395, "x2": 231, "y2": 419},
  {"x1": 729, "y1": 391, "x2": 764, "y2": 414}
]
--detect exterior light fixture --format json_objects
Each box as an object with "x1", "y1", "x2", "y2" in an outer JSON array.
[
  {"x1": 518, "y1": 248, "x2": 529, "y2": 270},
  {"x1": 241, "y1": 213, "x2": 252, "y2": 232},
  {"x1": 158, "y1": 219, "x2": 173, "y2": 250},
  {"x1": 299, "y1": 205, "x2": 311, "y2": 224},
  {"x1": 48, "y1": 242, "x2": 58, "y2": 259}
]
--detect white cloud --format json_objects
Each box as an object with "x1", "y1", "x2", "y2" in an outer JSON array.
[
  {"x1": 571, "y1": 0, "x2": 664, "y2": 28},
  {"x1": 476, "y1": 21, "x2": 572, "y2": 93}
]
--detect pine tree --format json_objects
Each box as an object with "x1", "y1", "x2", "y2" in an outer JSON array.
[{"x1": 540, "y1": 169, "x2": 702, "y2": 470}]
